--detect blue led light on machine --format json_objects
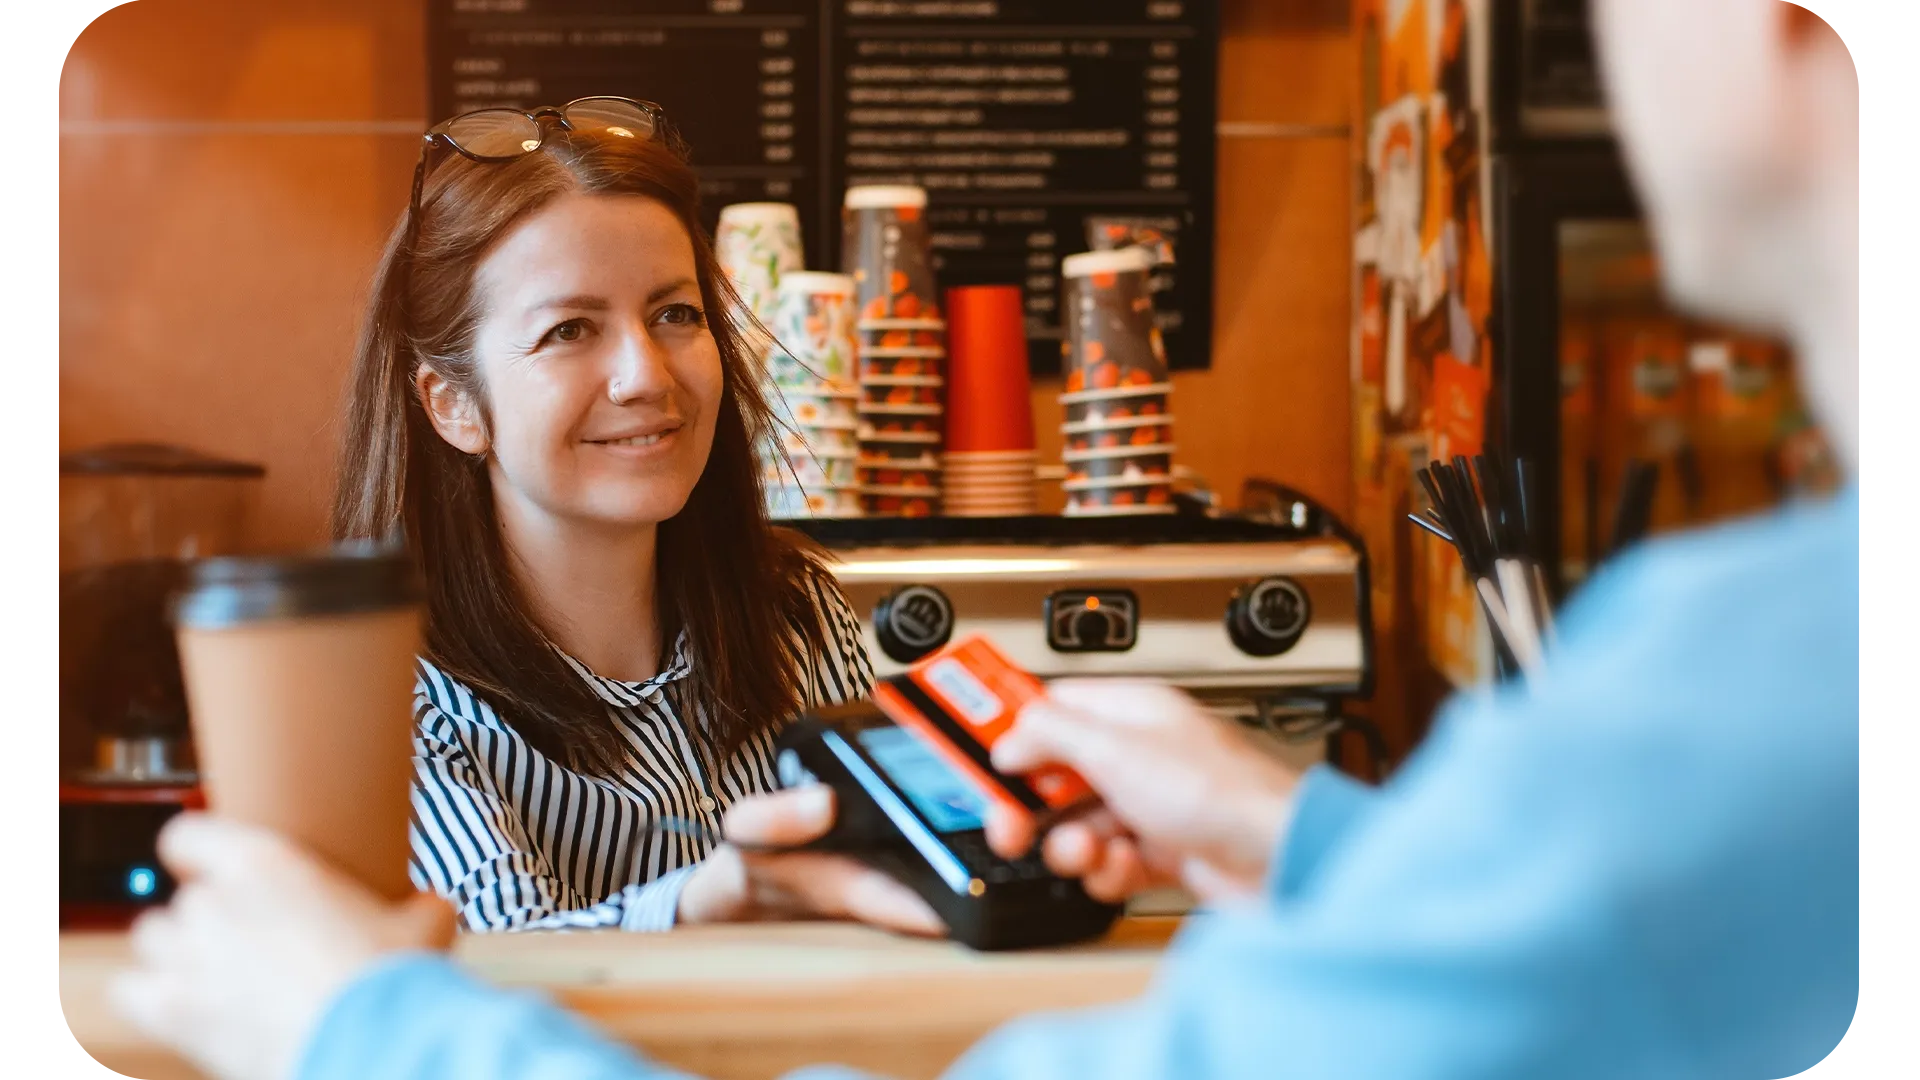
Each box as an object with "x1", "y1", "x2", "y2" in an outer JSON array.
[{"x1": 126, "y1": 865, "x2": 159, "y2": 899}]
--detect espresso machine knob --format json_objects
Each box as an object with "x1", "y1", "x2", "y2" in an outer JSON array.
[
  {"x1": 872, "y1": 584, "x2": 954, "y2": 664},
  {"x1": 1226, "y1": 577, "x2": 1312, "y2": 657}
]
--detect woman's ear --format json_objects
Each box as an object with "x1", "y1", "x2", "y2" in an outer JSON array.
[{"x1": 414, "y1": 366, "x2": 490, "y2": 457}]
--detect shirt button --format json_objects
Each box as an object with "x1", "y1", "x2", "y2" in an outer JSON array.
[{"x1": 697, "y1": 795, "x2": 717, "y2": 813}]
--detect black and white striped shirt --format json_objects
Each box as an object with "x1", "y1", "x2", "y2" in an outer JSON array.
[{"x1": 407, "y1": 572, "x2": 874, "y2": 932}]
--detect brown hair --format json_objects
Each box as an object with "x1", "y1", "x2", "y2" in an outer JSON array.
[{"x1": 333, "y1": 123, "x2": 832, "y2": 776}]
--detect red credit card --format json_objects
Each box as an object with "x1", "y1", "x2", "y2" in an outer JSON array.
[{"x1": 872, "y1": 635, "x2": 1096, "y2": 832}]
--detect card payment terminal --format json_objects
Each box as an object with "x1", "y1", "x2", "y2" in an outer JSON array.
[{"x1": 775, "y1": 697, "x2": 1123, "y2": 951}]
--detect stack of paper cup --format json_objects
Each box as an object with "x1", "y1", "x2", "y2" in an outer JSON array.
[
  {"x1": 1058, "y1": 248, "x2": 1176, "y2": 517},
  {"x1": 761, "y1": 272, "x2": 863, "y2": 519},
  {"x1": 846, "y1": 185, "x2": 944, "y2": 518},
  {"x1": 944, "y1": 285, "x2": 1037, "y2": 516},
  {"x1": 715, "y1": 202, "x2": 804, "y2": 363}
]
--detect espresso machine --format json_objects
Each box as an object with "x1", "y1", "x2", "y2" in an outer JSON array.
[
  {"x1": 59, "y1": 443, "x2": 263, "y2": 922},
  {"x1": 791, "y1": 481, "x2": 1380, "y2": 914}
]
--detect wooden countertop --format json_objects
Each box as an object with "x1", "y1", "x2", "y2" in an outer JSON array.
[{"x1": 62, "y1": 917, "x2": 1183, "y2": 1080}]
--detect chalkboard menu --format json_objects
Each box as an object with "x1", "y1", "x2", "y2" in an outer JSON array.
[{"x1": 429, "y1": 1, "x2": 1218, "y2": 372}]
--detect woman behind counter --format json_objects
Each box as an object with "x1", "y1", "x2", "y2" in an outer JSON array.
[{"x1": 330, "y1": 97, "x2": 936, "y2": 935}]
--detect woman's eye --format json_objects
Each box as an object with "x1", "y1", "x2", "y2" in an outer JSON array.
[
  {"x1": 655, "y1": 303, "x2": 707, "y2": 328},
  {"x1": 541, "y1": 319, "x2": 590, "y2": 346}
]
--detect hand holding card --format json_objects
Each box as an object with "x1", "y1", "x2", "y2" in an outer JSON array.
[{"x1": 875, "y1": 636, "x2": 1101, "y2": 837}]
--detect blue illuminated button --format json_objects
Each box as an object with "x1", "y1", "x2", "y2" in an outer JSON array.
[{"x1": 126, "y1": 866, "x2": 158, "y2": 898}]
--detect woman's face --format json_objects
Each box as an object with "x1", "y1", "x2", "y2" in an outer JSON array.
[{"x1": 457, "y1": 192, "x2": 725, "y2": 531}]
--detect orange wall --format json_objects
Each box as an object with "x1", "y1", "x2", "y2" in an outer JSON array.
[{"x1": 61, "y1": 0, "x2": 1353, "y2": 551}]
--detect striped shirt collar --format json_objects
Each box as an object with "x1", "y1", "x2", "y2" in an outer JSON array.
[{"x1": 560, "y1": 630, "x2": 694, "y2": 707}]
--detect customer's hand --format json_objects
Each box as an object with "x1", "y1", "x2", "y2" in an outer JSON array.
[
  {"x1": 109, "y1": 814, "x2": 457, "y2": 1080},
  {"x1": 676, "y1": 786, "x2": 944, "y2": 937},
  {"x1": 984, "y1": 679, "x2": 1301, "y2": 905}
]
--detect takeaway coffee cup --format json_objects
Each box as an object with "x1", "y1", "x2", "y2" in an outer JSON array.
[{"x1": 172, "y1": 546, "x2": 424, "y2": 899}]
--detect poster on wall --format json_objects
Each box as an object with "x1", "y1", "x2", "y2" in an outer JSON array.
[{"x1": 1352, "y1": 0, "x2": 1495, "y2": 689}]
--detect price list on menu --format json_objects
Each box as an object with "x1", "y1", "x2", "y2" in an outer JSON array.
[
  {"x1": 831, "y1": 1, "x2": 1217, "y2": 371},
  {"x1": 429, "y1": 1, "x2": 831, "y2": 256},
  {"x1": 429, "y1": 1, "x2": 1218, "y2": 371}
]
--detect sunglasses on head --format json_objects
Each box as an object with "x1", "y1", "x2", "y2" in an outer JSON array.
[{"x1": 404, "y1": 96, "x2": 668, "y2": 246}]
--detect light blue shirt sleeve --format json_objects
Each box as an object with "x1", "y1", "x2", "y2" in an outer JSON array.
[
  {"x1": 300, "y1": 490, "x2": 1858, "y2": 1080},
  {"x1": 296, "y1": 765, "x2": 1387, "y2": 1080}
]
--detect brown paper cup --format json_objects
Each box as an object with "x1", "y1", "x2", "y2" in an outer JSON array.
[{"x1": 172, "y1": 549, "x2": 424, "y2": 900}]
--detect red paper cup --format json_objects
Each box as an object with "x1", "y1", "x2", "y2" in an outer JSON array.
[{"x1": 946, "y1": 285, "x2": 1037, "y2": 454}]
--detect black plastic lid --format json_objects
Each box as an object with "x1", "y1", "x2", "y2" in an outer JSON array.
[
  {"x1": 61, "y1": 442, "x2": 266, "y2": 478},
  {"x1": 172, "y1": 543, "x2": 422, "y2": 627}
]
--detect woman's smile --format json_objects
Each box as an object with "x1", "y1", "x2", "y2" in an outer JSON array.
[{"x1": 586, "y1": 419, "x2": 684, "y2": 456}]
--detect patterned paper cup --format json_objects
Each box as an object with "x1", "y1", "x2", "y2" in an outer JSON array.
[
  {"x1": 1086, "y1": 215, "x2": 1179, "y2": 268},
  {"x1": 1059, "y1": 385, "x2": 1173, "y2": 427},
  {"x1": 764, "y1": 452, "x2": 859, "y2": 490},
  {"x1": 859, "y1": 444, "x2": 944, "y2": 469},
  {"x1": 859, "y1": 325, "x2": 948, "y2": 351},
  {"x1": 1064, "y1": 483, "x2": 1177, "y2": 516},
  {"x1": 775, "y1": 424, "x2": 862, "y2": 459},
  {"x1": 858, "y1": 401, "x2": 945, "y2": 421},
  {"x1": 1062, "y1": 451, "x2": 1175, "y2": 488},
  {"x1": 1064, "y1": 424, "x2": 1175, "y2": 454},
  {"x1": 859, "y1": 317, "x2": 947, "y2": 331},
  {"x1": 860, "y1": 493, "x2": 939, "y2": 518},
  {"x1": 765, "y1": 271, "x2": 860, "y2": 392},
  {"x1": 863, "y1": 382, "x2": 943, "y2": 409},
  {"x1": 844, "y1": 186, "x2": 941, "y2": 323},
  {"x1": 771, "y1": 388, "x2": 861, "y2": 431},
  {"x1": 716, "y1": 202, "x2": 804, "y2": 333},
  {"x1": 857, "y1": 466, "x2": 943, "y2": 491},
  {"x1": 1061, "y1": 247, "x2": 1167, "y2": 392},
  {"x1": 766, "y1": 483, "x2": 863, "y2": 519},
  {"x1": 857, "y1": 416, "x2": 944, "y2": 441},
  {"x1": 861, "y1": 355, "x2": 945, "y2": 381}
]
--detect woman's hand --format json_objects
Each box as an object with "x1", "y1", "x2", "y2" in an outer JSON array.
[
  {"x1": 676, "y1": 786, "x2": 944, "y2": 937},
  {"x1": 109, "y1": 813, "x2": 457, "y2": 1080},
  {"x1": 983, "y1": 679, "x2": 1303, "y2": 906}
]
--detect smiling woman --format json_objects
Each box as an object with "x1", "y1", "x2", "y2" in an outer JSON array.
[{"x1": 327, "y1": 105, "x2": 939, "y2": 935}]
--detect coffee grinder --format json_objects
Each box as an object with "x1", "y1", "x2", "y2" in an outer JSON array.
[{"x1": 59, "y1": 444, "x2": 263, "y2": 924}]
